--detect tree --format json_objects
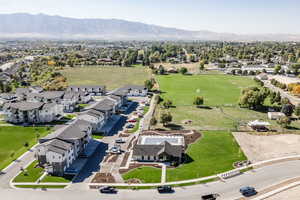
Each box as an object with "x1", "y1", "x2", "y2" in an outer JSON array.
[
  {"x1": 193, "y1": 96, "x2": 204, "y2": 107},
  {"x1": 160, "y1": 112, "x2": 172, "y2": 126},
  {"x1": 274, "y1": 92, "x2": 281, "y2": 104},
  {"x1": 144, "y1": 79, "x2": 154, "y2": 90},
  {"x1": 281, "y1": 97, "x2": 290, "y2": 105},
  {"x1": 281, "y1": 104, "x2": 294, "y2": 116},
  {"x1": 179, "y1": 67, "x2": 188, "y2": 75},
  {"x1": 24, "y1": 142, "x2": 29, "y2": 148},
  {"x1": 199, "y1": 62, "x2": 205, "y2": 71},
  {"x1": 150, "y1": 117, "x2": 157, "y2": 126},
  {"x1": 294, "y1": 106, "x2": 300, "y2": 117},
  {"x1": 163, "y1": 99, "x2": 173, "y2": 109},
  {"x1": 274, "y1": 65, "x2": 282, "y2": 74},
  {"x1": 239, "y1": 87, "x2": 267, "y2": 110},
  {"x1": 292, "y1": 85, "x2": 300, "y2": 95},
  {"x1": 157, "y1": 65, "x2": 165, "y2": 75},
  {"x1": 277, "y1": 116, "x2": 291, "y2": 130}
]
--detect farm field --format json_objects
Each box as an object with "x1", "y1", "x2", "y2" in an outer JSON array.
[
  {"x1": 154, "y1": 74, "x2": 278, "y2": 130},
  {"x1": 0, "y1": 126, "x2": 51, "y2": 170},
  {"x1": 61, "y1": 66, "x2": 151, "y2": 90}
]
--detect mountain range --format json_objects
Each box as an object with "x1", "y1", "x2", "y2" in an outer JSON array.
[{"x1": 0, "y1": 13, "x2": 299, "y2": 41}]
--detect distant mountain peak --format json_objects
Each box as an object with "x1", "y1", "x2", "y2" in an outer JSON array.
[{"x1": 0, "y1": 13, "x2": 299, "y2": 41}]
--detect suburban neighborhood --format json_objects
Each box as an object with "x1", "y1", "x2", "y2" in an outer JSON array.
[{"x1": 1, "y1": 1, "x2": 300, "y2": 200}]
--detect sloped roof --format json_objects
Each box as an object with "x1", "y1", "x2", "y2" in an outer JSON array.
[{"x1": 133, "y1": 141, "x2": 183, "y2": 158}]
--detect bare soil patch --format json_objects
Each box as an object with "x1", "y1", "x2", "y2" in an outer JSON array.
[
  {"x1": 91, "y1": 173, "x2": 116, "y2": 183},
  {"x1": 233, "y1": 132, "x2": 300, "y2": 162}
]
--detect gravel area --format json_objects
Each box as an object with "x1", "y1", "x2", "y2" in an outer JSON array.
[{"x1": 233, "y1": 132, "x2": 300, "y2": 162}]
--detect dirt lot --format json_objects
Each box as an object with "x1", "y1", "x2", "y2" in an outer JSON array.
[
  {"x1": 233, "y1": 132, "x2": 300, "y2": 162},
  {"x1": 267, "y1": 185, "x2": 300, "y2": 200}
]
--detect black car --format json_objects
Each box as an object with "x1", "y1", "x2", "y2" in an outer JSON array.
[
  {"x1": 239, "y1": 186, "x2": 257, "y2": 197},
  {"x1": 100, "y1": 186, "x2": 117, "y2": 194},
  {"x1": 157, "y1": 185, "x2": 174, "y2": 193},
  {"x1": 201, "y1": 193, "x2": 219, "y2": 200}
]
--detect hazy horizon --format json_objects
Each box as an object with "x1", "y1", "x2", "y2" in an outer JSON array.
[{"x1": 0, "y1": 0, "x2": 299, "y2": 35}]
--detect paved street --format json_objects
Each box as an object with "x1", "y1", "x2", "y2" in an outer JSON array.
[
  {"x1": 0, "y1": 145, "x2": 37, "y2": 188},
  {"x1": 263, "y1": 80, "x2": 300, "y2": 106},
  {"x1": 2, "y1": 160, "x2": 300, "y2": 200}
]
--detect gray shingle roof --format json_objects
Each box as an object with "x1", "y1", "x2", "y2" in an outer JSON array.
[
  {"x1": 133, "y1": 141, "x2": 183, "y2": 158},
  {"x1": 42, "y1": 119, "x2": 91, "y2": 141},
  {"x1": 4, "y1": 101, "x2": 44, "y2": 111},
  {"x1": 86, "y1": 98, "x2": 115, "y2": 112},
  {"x1": 43, "y1": 139, "x2": 73, "y2": 155}
]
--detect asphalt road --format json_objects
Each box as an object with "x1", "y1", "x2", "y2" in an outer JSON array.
[{"x1": 3, "y1": 160, "x2": 300, "y2": 200}]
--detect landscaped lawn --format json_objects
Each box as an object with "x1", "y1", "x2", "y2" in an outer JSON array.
[
  {"x1": 61, "y1": 66, "x2": 151, "y2": 90},
  {"x1": 41, "y1": 175, "x2": 73, "y2": 183},
  {"x1": 0, "y1": 126, "x2": 51, "y2": 170},
  {"x1": 13, "y1": 160, "x2": 44, "y2": 182},
  {"x1": 166, "y1": 131, "x2": 246, "y2": 182},
  {"x1": 14, "y1": 185, "x2": 67, "y2": 189},
  {"x1": 122, "y1": 166, "x2": 161, "y2": 183}
]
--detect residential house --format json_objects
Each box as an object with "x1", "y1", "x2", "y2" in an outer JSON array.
[
  {"x1": 132, "y1": 135, "x2": 185, "y2": 163},
  {"x1": 117, "y1": 85, "x2": 148, "y2": 97},
  {"x1": 67, "y1": 85, "x2": 106, "y2": 96}
]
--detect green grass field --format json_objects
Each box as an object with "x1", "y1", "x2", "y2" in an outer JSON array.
[
  {"x1": 122, "y1": 166, "x2": 161, "y2": 183},
  {"x1": 166, "y1": 131, "x2": 246, "y2": 181},
  {"x1": 157, "y1": 74, "x2": 256, "y2": 106},
  {"x1": 0, "y1": 126, "x2": 51, "y2": 170},
  {"x1": 154, "y1": 74, "x2": 276, "y2": 130},
  {"x1": 61, "y1": 66, "x2": 151, "y2": 90},
  {"x1": 13, "y1": 160, "x2": 44, "y2": 182}
]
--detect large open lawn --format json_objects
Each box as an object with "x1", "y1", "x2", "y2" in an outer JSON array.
[
  {"x1": 0, "y1": 126, "x2": 51, "y2": 170},
  {"x1": 167, "y1": 131, "x2": 246, "y2": 182},
  {"x1": 157, "y1": 74, "x2": 256, "y2": 106},
  {"x1": 154, "y1": 74, "x2": 276, "y2": 130},
  {"x1": 61, "y1": 66, "x2": 151, "y2": 90}
]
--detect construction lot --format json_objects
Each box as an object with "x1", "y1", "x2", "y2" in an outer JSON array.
[{"x1": 233, "y1": 132, "x2": 300, "y2": 162}]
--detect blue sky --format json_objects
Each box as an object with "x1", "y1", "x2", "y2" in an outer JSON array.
[{"x1": 0, "y1": 0, "x2": 299, "y2": 34}]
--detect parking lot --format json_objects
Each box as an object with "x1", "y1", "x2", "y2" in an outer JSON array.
[{"x1": 89, "y1": 96, "x2": 150, "y2": 183}]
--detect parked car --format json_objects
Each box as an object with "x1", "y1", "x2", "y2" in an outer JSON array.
[
  {"x1": 157, "y1": 185, "x2": 174, "y2": 193},
  {"x1": 115, "y1": 138, "x2": 126, "y2": 143},
  {"x1": 239, "y1": 186, "x2": 257, "y2": 197},
  {"x1": 201, "y1": 193, "x2": 219, "y2": 200},
  {"x1": 99, "y1": 186, "x2": 117, "y2": 194},
  {"x1": 126, "y1": 124, "x2": 135, "y2": 129},
  {"x1": 127, "y1": 119, "x2": 137, "y2": 123},
  {"x1": 106, "y1": 146, "x2": 122, "y2": 154}
]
